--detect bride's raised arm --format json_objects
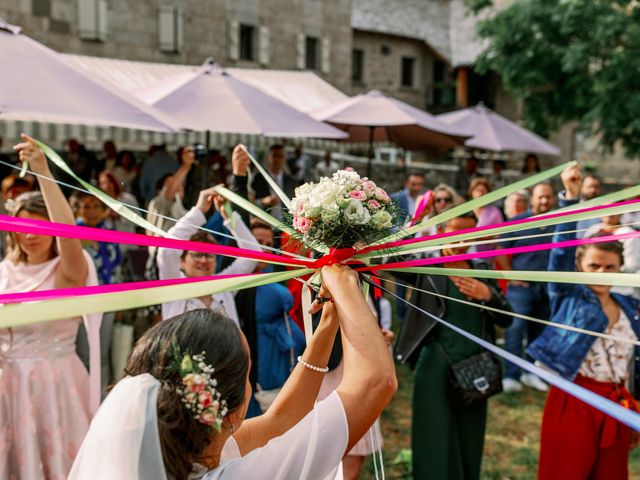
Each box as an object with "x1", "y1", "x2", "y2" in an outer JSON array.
[{"x1": 232, "y1": 290, "x2": 339, "y2": 454}]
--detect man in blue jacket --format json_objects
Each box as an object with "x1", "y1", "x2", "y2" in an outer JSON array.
[{"x1": 498, "y1": 181, "x2": 557, "y2": 393}]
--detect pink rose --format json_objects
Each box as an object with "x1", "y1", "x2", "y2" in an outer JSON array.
[
  {"x1": 362, "y1": 180, "x2": 377, "y2": 196},
  {"x1": 198, "y1": 391, "x2": 213, "y2": 409},
  {"x1": 367, "y1": 199, "x2": 381, "y2": 210},
  {"x1": 294, "y1": 215, "x2": 314, "y2": 233},
  {"x1": 349, "y1": 190, "x2": 367, "y2": 201},
  {"x1": 374, "y1": 187, "x2": 391, "y2": 203}
]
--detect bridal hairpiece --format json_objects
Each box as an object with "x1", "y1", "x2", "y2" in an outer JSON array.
[{"x1": 172, "y1": 341, "x2": 228, "y2": 432}]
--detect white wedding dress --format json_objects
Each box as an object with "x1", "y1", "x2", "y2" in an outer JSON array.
[{"x1": 69, "y1": 374, "x2": 349, "y2": 480}]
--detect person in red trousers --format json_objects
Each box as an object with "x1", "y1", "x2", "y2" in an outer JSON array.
[{"x1": 528, "y1": 165, "x2": 640, "y2": 480}]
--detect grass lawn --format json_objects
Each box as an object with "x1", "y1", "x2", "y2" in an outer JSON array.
[{"x1": 362, "y1": 363, "x2": 640, "y2": 479}]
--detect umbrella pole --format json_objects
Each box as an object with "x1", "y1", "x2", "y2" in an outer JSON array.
[
  {"x1": 367, "y1": 126, "x2": 374, "y2": 178},
  {"x1": 202, "y1": 130, "x2": 211, "y2": 189}
]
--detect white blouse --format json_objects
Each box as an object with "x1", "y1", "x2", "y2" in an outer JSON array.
[
  {"x1": 578, "y1": 309, "x2": 637, "y2": 383},
  {"x1": 157, "y1": 207, "x2": 261, "y2": 324},
  {"x1": 202, "y1": 391, "x2": 348, "y2": 480}
]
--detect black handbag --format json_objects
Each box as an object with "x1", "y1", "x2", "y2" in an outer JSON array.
[
  {"x1": 447, "y1": 350, "x2": 503, "y2": 406},
  {"x1": 437, "y1": 318, "x2": 503, "y2": 406}
]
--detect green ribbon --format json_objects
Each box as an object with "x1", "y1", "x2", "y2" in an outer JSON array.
[
  {"x1": 37, "y1": 141, "x2": 167, "y2": 237},
  {"x1": 359, "y1": 195, "x2": 640, "y2": 259},
  {"x1": 0, "y1": 268, "x2": 313, "y2": 328},
  {"x1": 389, "y1": 267, "x2": 640, "y2": 288},
  {"x1": 240, "y1": 145, "x2": 292, "y2": 210},
  {"x1": 372, "y1": 161, "x2": 577, "y2": 246}
]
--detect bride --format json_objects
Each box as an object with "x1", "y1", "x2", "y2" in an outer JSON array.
[{"x1": 69, "y1": 265, "x2": 397, "y2": 479}]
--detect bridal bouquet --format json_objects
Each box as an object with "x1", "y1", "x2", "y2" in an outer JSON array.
[{"x1": 289, "y1": 169, "x2": 397, "y2": 249}]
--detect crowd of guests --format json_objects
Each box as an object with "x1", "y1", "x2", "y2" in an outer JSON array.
[
  {"x1": 390, "y1": 158, "x2": 640, "y2": 479},
  {"x1": 0, "y1": 135, "x2": 639, "y2": 480}
]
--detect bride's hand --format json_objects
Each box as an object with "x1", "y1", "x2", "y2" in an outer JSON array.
[{"x1": 308, "y1": 265, "x2": 359, "y2": 314}]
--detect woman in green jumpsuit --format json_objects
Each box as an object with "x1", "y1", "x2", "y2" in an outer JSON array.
[{"x1": 393, "y1": 214, "x2": 512, "y2": 480}]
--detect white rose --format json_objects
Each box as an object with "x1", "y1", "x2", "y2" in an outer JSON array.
[
  {"x1": 308, "y1": 181, "x2": 344, "y2": 209},
  {"x1": 370, "y1": 210, "x2": 393, "y2": 229},
  {"x1": 343, "y1": 198, "x2": 371, "y2": 225}
]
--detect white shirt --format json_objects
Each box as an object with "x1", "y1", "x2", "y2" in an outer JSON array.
[
  {"x1": 157, "y1": 207, "x2": 261, "y2": 324},
  {"x1": 200, "y1": 392, "x2": 348, "y2": 480}
]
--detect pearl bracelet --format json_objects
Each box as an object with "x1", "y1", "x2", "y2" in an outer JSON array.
[{"x1": 297, "y1": 356, "x2": 329, "y2": 373}]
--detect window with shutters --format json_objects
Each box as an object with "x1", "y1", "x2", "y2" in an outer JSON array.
[
  {"x1": 401, "y1": 56, "x2": 415, "y2": 88},
  {"x1": 305, "y1": 36, "x2": 318, "y2": 70},
  {"x1": 159, "y1": 6, "x2": 183, "y2": 53},
  {"x1": 239, "y1": 24, "x2": 255, "y2": 61},
  {"x1": 77, "y1": 0, "x2": 108, "y2": 41},
  {"x1": 352, "y1": 49, "x2": 364, "y2": 84}
]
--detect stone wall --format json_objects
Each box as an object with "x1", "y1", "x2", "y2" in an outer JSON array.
[
  {"x1": 351, "y1": 29, "x2": 440, "y2": 108},
  {"x1": 1, "y1": 0, "x2": 352, "y2": 91}
]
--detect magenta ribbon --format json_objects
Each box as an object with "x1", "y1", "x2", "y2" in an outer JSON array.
[
  {"x1": 359, "y1": 228, "x2": 640, "y2": 273},
  {"x1": 359, "y1": 197, "x2": 640, "y2": 254},
  {"x1": 0, "y1": 272, "x2": 261, "y2": 304},
  {"x1": 0, "y1": 214, "x2": 310, "y2": 267},
  {"x1": 409, "y1": 190, "x2": 432, "y2": 227}
]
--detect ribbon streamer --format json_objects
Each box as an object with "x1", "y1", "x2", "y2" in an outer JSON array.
[
  {"x1": 0, "y1": 269, "x2": 313, "y2": 328},
  {"x1": 362, "y1": 227, "x2": 640, "y2": 276},
  {"x1": 37, "y1": 141, "x2": 167, "y2": 237},
  {"x1": 240, "y1": 145, "x2": 292, "y2": 210},
  {"x1": 358, "y1": 197, "x2": 640, "y2": 259},
  {"x1": 378, "y1": 275, "x2": 640, "y2": 346},
  {"x1": 0, "y1": 214, "x2": 309, "y2": 268},
  {"x1": 366, "y1": 278, "x2": 640, "y2": 431},
  {"x1": 372, "y1": 161, "x2": 577, "y2": 245}
]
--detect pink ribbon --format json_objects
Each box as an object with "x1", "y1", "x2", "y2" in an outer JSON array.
[
  {"x1": 359, "y1": 197, "x2": 640, "y2": 254},
  {"x1": 0, "y1": 214, "x2": 310, "y2": 267},
  {"x1": 0, "y1": 272, "x2": 260, "y2": 304},
  {"x1": 409, "y1": 190, "x2": 432, "y2": 227},
  {"x1": 359, "y1": 228, "x2": 640, "y2": 272}
]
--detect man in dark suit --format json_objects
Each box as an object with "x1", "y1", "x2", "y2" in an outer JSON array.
[{"x1": 251, "y1": 144, "x2": 297, "y2": 222}]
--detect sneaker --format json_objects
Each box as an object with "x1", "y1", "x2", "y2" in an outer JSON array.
[
  {"x1": 520, "y1": 373, "x2": 549, "y2": 392},
  {"x1": 502, "y1": 377, "x2": 523, "y2": 393}
]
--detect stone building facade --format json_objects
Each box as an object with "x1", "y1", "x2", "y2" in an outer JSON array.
[{"x1": 0, "y1": 0, "x2": 353, "y2": 92}]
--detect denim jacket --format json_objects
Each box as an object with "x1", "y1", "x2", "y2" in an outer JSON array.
[{"x1": 527, "y1": 198, "x2": 640, "y2": 388}]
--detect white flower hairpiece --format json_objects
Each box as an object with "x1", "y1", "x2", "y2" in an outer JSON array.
[{"x1": 173, "y1": 348, "x2": 228, "y2": 432}]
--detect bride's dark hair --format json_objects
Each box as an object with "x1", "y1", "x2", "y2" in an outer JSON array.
[{"x1": 125, "y1": 309, "x2": 249, "y2": 479}]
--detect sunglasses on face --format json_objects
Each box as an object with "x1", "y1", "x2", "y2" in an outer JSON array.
[
  {"x1": 435, "y1": 197, "x2": 453, "y2": 204},
  {"x1": 187, "y1": 252, "x2": 216, "y2": 261}
]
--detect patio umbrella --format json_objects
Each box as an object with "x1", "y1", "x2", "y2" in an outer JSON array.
[
  {"x1": 132, "y1": 59, "x2": 347, "y2": 140},
  {"x1": 436, "y1": 103, "x2": 561, "y2": 156},
  {"x1": 310, "y1": 90, "x2": 469, "y2": 177},
  {"x1": 0, "y1": 19, "x2": 177, "y2": 132}
]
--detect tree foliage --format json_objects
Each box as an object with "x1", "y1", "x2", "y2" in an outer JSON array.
[{"x1": 468, "y1": 0, "x2": 640, "y2": 157}]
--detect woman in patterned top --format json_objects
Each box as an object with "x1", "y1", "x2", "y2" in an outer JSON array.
[{"x1": 528, "y1": 166, "x2": 640, "y2": 480}]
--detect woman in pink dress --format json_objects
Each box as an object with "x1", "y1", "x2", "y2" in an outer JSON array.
[{"x1": 0, "y1": 134, "x2": 100, "y2": 480}]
